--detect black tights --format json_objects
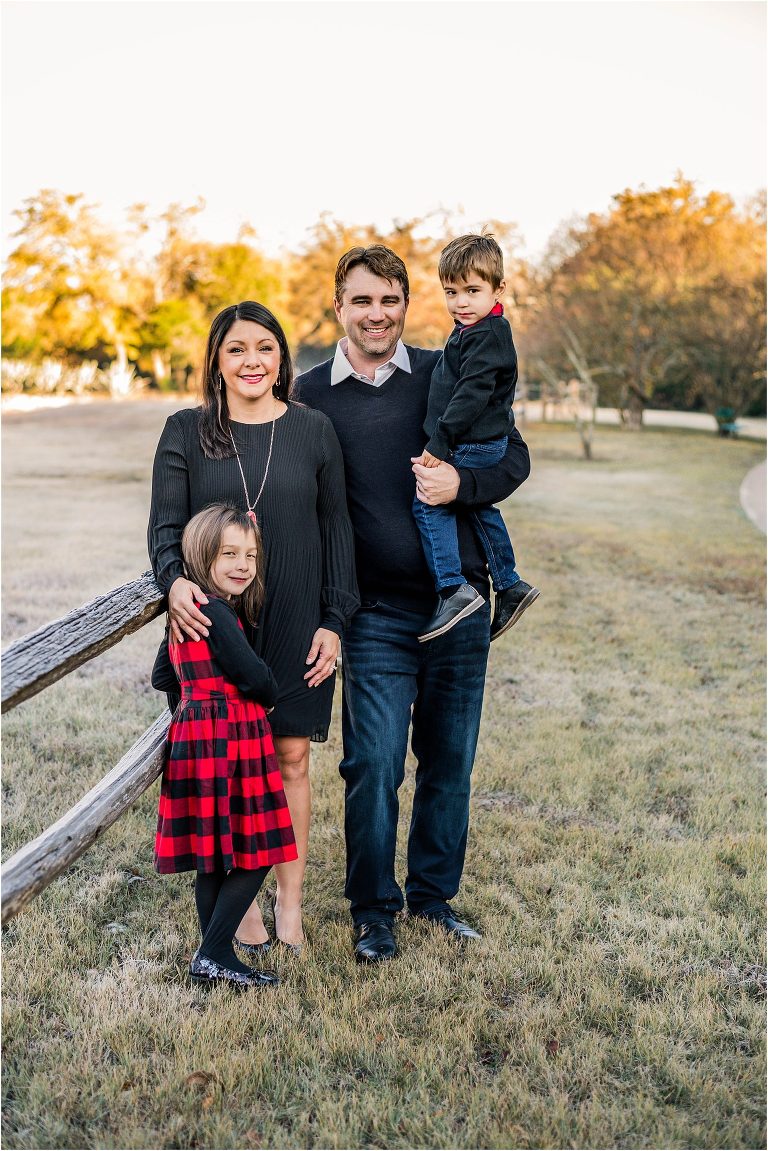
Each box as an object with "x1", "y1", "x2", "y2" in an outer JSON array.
[{"x1": 194, "y1": 867, "x2": 270, "y2": 974}]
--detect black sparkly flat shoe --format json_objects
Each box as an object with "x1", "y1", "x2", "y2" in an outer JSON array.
[{"x1": 190, "y1": 950, "x2": 279, "y2": 989}]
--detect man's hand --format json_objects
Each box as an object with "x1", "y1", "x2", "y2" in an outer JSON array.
[
  {"x1": 304, "y1": 627, "x2": 340, "y2": 688},
  {"x1": 411, "y1": 458, "x2": 461, "y2": 506},
  {"x1": 168, "y1": 577, "x2": 211, "y2": 642}
]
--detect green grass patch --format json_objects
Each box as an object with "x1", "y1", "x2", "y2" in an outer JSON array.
[{"x1": 2, "y1": 403, "x2": 765, "y2": 1148}]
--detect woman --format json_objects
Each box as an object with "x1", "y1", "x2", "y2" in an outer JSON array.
[{"x1": 148, "y1": 301, "x2": 359, "y2": 952}]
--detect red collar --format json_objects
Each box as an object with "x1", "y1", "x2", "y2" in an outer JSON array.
[{"x1": 455, "y1": 301, "x2": 504, "y2": 330}]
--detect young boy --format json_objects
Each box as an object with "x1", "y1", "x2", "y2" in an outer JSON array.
[{"x1": 413, "y1": 233, "x2": 539, "y2": 643}]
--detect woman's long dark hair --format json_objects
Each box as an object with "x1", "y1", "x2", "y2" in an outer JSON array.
[{"x1": 198, "y1": 301, "x2": 293, "y2": 459}]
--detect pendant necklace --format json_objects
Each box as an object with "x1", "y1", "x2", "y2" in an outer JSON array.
[{"x1": 228, "y1": 403, "x2": 277, "y2": 528}]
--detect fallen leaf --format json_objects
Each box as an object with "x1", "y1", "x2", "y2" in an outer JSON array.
[{"x1": 185, "y1": 1071, "x2": 213, "y2": 1090}]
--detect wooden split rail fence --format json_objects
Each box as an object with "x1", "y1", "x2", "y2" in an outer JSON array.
[{"x1": 1, "y1": 572, "x2": 170, "y2": 925}]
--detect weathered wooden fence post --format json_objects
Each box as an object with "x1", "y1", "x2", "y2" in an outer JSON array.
[{"x1": 1, "y1": 573, "x2": 170, "y2": 924}]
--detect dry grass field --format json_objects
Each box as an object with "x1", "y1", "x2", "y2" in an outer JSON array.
[{"x1": 2, "y1": 398, "x2": 766, "y2": 1150}]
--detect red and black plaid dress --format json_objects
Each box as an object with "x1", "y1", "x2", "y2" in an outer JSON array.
[{"x1": 154, "y1": 599, "x2": 298, "y2": 874}]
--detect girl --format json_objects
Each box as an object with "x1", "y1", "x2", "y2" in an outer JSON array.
[{"x1": 153, "y1": 504, "x2": 298, "y2": 989}]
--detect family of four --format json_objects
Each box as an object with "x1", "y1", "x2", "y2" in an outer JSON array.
[{"x1": 148, "y1": 235, "x2": 537, "y2": 989}]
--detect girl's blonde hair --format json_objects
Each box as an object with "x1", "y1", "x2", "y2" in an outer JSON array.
[{"x1": 181, "y1": 504, "x2": 265, "y2": 625}]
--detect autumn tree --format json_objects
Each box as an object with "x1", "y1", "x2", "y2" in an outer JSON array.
[
  {"x1": 196, "y1": 227, "x2": 286, "y2": 326},
  {"x1": 2, "y1": 190, "x2": 142, "y2": 368},
  {"x1": 132, "y1": 201, "x2": 210, "y2": 387},
  {"x1": 528, "y1": 176, "x2": 766, "y2": 425},
  {"x1": 664, "y1": 191, "x2": 766, "y2": 418},
  {"x1": 120, "y1": 205, "x2": 282, "y2": 387}
]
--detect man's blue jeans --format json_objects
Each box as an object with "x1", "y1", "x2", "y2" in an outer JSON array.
[
  {"x1": 412, "y1": 437, "x2": 520, "y2": 593},
  {"x1": 340, "y1": 598, "x2": 490, "y2": 926}
]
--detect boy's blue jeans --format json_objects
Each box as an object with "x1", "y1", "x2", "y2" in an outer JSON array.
[{"x1": 413, "y1": 436, "x2": 520, "y2": 594}]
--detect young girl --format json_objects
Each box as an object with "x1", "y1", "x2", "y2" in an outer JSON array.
[{"x1": 152, "y1": 504, "x2": 298, "y2": 989}]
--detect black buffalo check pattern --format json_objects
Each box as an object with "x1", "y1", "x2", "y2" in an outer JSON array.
[{"x1": 154, "y1": 630, "x2": 297, "y2": 874}]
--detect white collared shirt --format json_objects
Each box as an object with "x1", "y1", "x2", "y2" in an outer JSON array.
[{"x1": 330, "y1": 337, "x2": 411, "y2": 387}]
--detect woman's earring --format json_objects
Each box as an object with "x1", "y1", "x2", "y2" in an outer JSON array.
[{"x1": 219, "y1": 372, "x2": 224, "y2": 391}]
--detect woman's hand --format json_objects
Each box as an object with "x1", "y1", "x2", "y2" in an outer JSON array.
[
  {"x1": 168, "y1": 577, "x2": 211, "y2": 643},
  {"x1": 304, "y1": 627, "x2": 340, "y2": 688}
]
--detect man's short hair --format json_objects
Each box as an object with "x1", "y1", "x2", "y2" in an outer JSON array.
[
  {"x1": 334, "y1": 245, "x2": 410, "y2": 304},
  {"x1": 438, "y1": 233, "x2": 504, "y2": 290}
]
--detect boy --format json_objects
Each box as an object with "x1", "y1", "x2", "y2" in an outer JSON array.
[{"x1": 413, "y1": 233, "x2": 539, "y2": 642}]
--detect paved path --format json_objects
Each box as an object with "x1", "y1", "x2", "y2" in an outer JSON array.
[
  {"x1": 740, "y1": 460, "x2": 767, "y2": 535},
  {"x1": 518, "y1": 401, "x2": 766, "y2": 440}
]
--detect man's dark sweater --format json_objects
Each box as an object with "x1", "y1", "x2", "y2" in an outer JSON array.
[
  {"x1": 424, "y1": 303, "x2": 517, "y2": 460},
  {"x1": 293, "y1": 345, "x2": 530, "y2": 613}
]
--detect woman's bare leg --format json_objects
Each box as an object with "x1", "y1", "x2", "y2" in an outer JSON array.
[
  {"x1": 236, "y1": 735, "x2": 310, "y2": 947},
  {"x1": 234, "y1": 881, "x2": 269, "y2": 946},
  {"x1": 272, "y1": 736, "x2": 310, "y2": 945}
]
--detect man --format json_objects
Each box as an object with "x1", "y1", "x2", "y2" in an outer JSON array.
[{"x1": 293, "y1": 246, "x2": 530, "y2": 963}]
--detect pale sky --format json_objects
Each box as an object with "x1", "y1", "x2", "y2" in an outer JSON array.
[{"x1": 1, "y1": 0, "x2": 765, "y2": 263}]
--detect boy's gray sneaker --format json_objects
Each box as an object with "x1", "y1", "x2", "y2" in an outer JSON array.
[
  {"x1": 490, "y1": 580, "x2": 540, "y2": 641},
  {"x1": 417, "y1": 584, "x2": 485, "y2": 643}
]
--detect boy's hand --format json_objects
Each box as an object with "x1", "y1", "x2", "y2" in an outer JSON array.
[{"x1": 416, "y1": 450, "x2": 442, "y2": 468}]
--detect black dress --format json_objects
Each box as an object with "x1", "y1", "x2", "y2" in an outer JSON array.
[{"x1": 148, "y1": 402, "x2": 359, "y2": 741}]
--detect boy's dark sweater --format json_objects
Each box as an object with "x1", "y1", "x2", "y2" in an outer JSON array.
[
  {"x1": 293, "y1": 346, "x2": 530, "y2": 613},
  {"x1": 424, "y1": 305, "x2": 517, "y2": 460}
]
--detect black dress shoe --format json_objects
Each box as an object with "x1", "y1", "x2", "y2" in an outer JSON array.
[
  {"x1": 418, "y1": 584, "x2": 485, "y2": 643},
  {"x1": 417, "y1": 908, "x2": 482, "y2": 941},
  {"x1": 490, "y1": 580, "x2": 540, "y2": 641},
  {"x1": 353, "y1": 921, "x2": 397, "y2": 963},
  {"x1": 234, "y1": 936, "x2": 272, "y2": 961}
]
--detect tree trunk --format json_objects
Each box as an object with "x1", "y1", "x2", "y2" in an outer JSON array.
[
  {"x1": 152, "y1": 350, "x2": 169, "y2": 385},
  {"x1": 577, "y1": 418, "x2": 594, "y2": 459}
]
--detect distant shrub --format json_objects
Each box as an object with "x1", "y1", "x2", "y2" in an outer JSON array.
[
  {"x1": 1, "y1": 358, "x2": 144, "y2": 397},
  {"x1": 103, "y1": 363, "x2": 137, "y2": 397}
]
